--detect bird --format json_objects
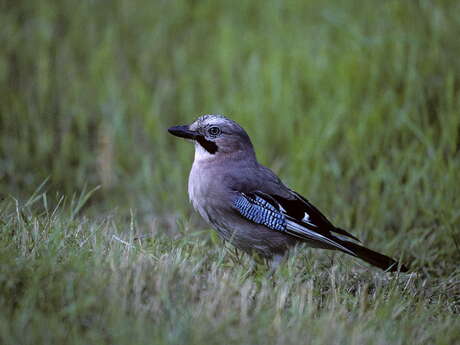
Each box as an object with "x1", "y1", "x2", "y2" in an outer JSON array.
[{"x1": 168, "y1": 114, "x2": 408, "y2": 272}]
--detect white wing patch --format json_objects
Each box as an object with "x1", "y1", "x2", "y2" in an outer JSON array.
[
  {"x1": 302, "y1": 212, "x2": 310, "y2": 222},
  {"x1": 301, "y1": 212, "x2": 318, "y2": 228}
]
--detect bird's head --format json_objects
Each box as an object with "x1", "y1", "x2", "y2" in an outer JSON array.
[{"x1": 168, "y1": 114, "x2": 255, "y2": 161}]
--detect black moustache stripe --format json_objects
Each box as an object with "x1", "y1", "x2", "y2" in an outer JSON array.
[{"x1": 197, "y1": 136, "x2": 218, "y2": 154}]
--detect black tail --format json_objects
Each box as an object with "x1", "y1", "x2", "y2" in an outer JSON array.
[{"x1": 335, "y1": 240, "x2": 408, "y2": 272}]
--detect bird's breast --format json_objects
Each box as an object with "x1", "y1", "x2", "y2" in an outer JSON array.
[
  {"x1": 188, "y1": 164, "x2": 205, "y2": 215},
  {"x1": 188, "y1": 161, "x2": 234, "y2": 222}
]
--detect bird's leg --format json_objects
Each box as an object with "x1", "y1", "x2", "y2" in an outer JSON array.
[
  {"x1": 223, "y1": 243, "x2": 243, "y2": 265},
  {"x1": 232, "y1": 247, "x2": 242, "y2": 264},
  {"x1": 268, "y1": 254, "x2": 284, "y2": 272}
]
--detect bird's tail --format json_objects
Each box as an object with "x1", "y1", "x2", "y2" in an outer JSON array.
[{"x1": 334, "y1": 239, "x2": 408, "y2": 272}]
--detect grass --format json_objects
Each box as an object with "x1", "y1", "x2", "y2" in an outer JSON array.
[
  {"x1": 0, "y1": 191, "x2": 458, "y2": 345},
  {"x1": 1, "y1": 0, "x2": 460, "y2": 344}
]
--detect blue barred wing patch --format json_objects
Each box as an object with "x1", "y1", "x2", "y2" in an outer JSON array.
[{"x1": 233, "y1": 193, "x2": 286, "y2": 231}]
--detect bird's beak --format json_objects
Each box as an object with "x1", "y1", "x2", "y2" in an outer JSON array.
[{"x1": 167, "y1": 125, "x2": 198, "y2": 140}]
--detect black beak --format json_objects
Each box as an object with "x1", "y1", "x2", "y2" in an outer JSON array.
[{"x1": 167, "y1": 125, "x2": 198, "y2": 140}]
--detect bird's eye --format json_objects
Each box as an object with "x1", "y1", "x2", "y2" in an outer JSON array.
[{"x1": 208, "y1": 126, "x2": 221, "y2": 136}]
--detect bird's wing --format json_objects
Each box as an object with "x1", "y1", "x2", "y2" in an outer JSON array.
[
  {"x1": 232, "y1": 191, "x2": 357, "y2": 256},
  {"x1": 250, "y1": 165, "x2": 360, "y2": 242},
  {"x1": 272, "y1": 190, "x2": 361, "y2": 243}
]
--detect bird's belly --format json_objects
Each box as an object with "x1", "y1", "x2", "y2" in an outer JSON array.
[{"x1": 206, "y1": 210, "x2": 296, "y2": 258}]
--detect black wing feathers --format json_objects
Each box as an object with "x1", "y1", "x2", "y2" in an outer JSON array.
[
  {"x1": 271, "y1": 191, "x2": 360, "y2": 242},
  {"x1": 333, "y1": 227, "x2": 361, "y2": 242},
  {"x1": 287, "y1": 191, "x2": 334, "y2": 228}
]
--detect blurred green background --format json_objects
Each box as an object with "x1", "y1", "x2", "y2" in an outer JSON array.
[
  {"x1": 1, "y1": 0, "x2": 460, "y2": 267},
  {"x1": 1, "y1": 1, "x2": 460, "y2": 344}
]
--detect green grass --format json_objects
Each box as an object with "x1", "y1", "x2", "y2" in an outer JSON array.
[
  {"x1": 1, "y1": 0, "x2": 460, "y2": 344},
  {"x1": 0, "y1": 192, "x2": 459, "y2": 345}
]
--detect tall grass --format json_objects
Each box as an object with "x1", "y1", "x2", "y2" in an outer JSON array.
[{"x1": 1, "y1": 0, "x2": 459, "y2": 344}]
